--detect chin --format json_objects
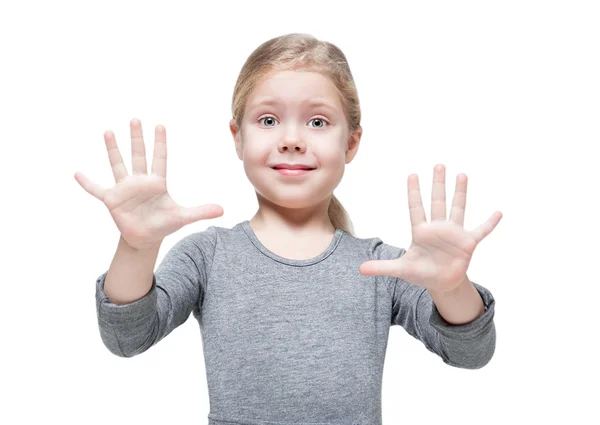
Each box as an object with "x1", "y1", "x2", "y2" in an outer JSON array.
[
  {"x1": 247, "y1": 169, "x2": 339, "y2": 208},
  {"x1": 255, "y1": 186, "x2": 326, "y2": 209},
  {"x1": 262, "y1": 193, "x2": 318, "y2": 209}
]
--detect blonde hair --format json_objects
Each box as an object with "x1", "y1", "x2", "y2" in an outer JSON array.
[{"x1": 231, "y1": 33, "x2": 361, "y2": 236}]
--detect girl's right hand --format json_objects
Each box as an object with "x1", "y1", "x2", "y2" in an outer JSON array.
[{"x1": 74, "y1": 119, "x2": 224, "y2": 251}]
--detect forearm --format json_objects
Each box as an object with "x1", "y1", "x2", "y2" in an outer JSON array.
[
  {"x1": 427, "y1": 274, "x2": 485, "y2": 325},
  {"x1": 104, "y1": 235, "x2": 161, "y2": 305}
]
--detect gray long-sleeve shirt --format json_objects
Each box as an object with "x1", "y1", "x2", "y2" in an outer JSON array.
[{"x1": 95, "y1": 220, "x2": 496, "y2": 425}]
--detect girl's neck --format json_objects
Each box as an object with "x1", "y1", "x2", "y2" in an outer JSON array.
[{"x1": 250, "y1": 194, "x2": 336, "y2": 237}]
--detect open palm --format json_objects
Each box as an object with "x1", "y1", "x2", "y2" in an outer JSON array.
[
  {"x1": 359, "y1": 164, "x2": 502, "y2": 294},
  {"x1": 74, "y1": 119, "x2": 224, "y2": 250}
]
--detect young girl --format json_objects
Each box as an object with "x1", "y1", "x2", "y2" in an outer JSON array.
[{"x1": 75, "y1": 33, "x2": 500, "y2": 425}]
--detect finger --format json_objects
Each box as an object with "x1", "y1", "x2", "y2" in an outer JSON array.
[
  {"x1": 408, "y1": 174, "x2": 427, "y2": 228},
  {"x1": 104, "y1": 130, "x2": 129, "y2": 183},
  {"x1": 179, "y1": 204, "x2": 224, "y2": 226},
  {"x1": 449, "y1": 173, "x2": 468, "y2": 227},
  {"x1": 359, "y1": 259, "x2": 401, "y2": 277},
  {"x1": 74, "y1": 171, "x2": 106, "y2": 201},
  {"x1": 151, "y1": 124, "x2": 167, "y2": 178},
  {"x1": 431, "y1": 164, "x2": 447, "y2": 221},
  {"x1": 130, "y1": 118, "x2": 148, "y2": 175},
  {"x1": 470, "y1": 211, "x2": 503, "y2": 244}
]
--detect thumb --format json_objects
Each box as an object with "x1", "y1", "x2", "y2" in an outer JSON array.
[
  {"x1": 359, "y1": 259, "x2": 401, "y2": 277},
  {"x1": 179, "y1": 204, "x2": 224, "y2": 226}
]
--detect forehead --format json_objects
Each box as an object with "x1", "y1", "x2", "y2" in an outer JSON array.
[{"x1": 246, "y1": 70, "x2": 343, "y2": 112}]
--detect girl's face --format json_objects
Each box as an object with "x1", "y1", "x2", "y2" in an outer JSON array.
[{"x1": 231, "y1": 69, "x2": 362, "y2": 209}]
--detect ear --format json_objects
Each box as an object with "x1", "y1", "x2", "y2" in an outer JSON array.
[
  {"x1": 229, "y1": 119, "x2": 243, "y2": 161},
  {"x1": 345, "y1": 125, "x2": 362, "y2": 164}
]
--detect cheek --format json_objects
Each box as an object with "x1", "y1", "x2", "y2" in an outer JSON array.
[
  {"x1": 240, "y1": 135, "x2": 270, "y2": 161},
  {"x1": 315, "y1": 142, "x2": 347, "y2": 165},
  {"x1": 319, "y1": 130, "x2": 350, "y2": 157}
]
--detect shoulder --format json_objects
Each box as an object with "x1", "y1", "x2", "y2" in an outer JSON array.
[
  {"x1": 342, "y1": 231, "x2": 406, "y2": 261},
  {"x1": 341, "y1": 232, "x2": 407, "y2": 298},
  {"x1": 177, "y1": 225, "x2": 219, "y2": 248},
  {"x1": 163, "y1": 226, "x2": 221, "y2": 265},
  {"x1": 176, "y1": 221, "x2": 244, "y2": 254}
]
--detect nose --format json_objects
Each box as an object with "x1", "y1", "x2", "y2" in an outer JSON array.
[
  {"x1": 278, "y1": 124, "x2": 306, "y2": 153},
  {"x1": 278, "y1": 137, "x2": 306, "y2": 153}
]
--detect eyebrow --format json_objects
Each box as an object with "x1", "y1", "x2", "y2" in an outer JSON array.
[{"x1": 249, "y1": 97, "x2": 339, "y2": 113}]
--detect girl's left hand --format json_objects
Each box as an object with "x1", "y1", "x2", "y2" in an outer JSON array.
[{"x1": 359, "y1": 164, "x2": 502, "y2": 295}]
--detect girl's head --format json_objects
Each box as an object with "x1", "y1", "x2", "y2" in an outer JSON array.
[{"x1": 229, "y1": 33, "x2": 362, "y2": 235}]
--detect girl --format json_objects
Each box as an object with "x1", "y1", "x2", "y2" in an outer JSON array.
[{"x1": 75, "y1": 33, "x2": 500, "y2": 425}]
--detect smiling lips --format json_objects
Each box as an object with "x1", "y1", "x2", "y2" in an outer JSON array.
[
  {"x1": 274, "y1": 168, "x2": 313, "y2": 176},
  {"x1": 271, "y1": 163, "x2": 316, "y2": 177},
  {"x1": 271, "y1": 163, "x2": 315, "y2": 170}
]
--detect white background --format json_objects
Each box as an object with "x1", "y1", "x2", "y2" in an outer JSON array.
[{"x1": 1, "y1": 0, "x2": 598, "y2": 424}]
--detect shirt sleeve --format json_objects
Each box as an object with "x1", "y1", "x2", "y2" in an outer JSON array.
[
  {"x1": 94, "y1": 226, "x2": 218, "y2": 358},
  {"x1": 369, "y1": 237, "x2": 496, "y2": 369}
]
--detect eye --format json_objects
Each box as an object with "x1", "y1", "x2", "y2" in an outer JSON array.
[
  {"x1": 259, "y1": 116, "x2": 278, "y2": 127},
  {"x1": 308, "y1": 116, "x2": 329, "y2": 128},
  {"x1": 258, "y1": 115, "x2": 330, "y2": 128}
]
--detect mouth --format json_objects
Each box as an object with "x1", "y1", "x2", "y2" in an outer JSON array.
[{"x1": 271, "y1": 167, "x2": 316, "y2": 176}]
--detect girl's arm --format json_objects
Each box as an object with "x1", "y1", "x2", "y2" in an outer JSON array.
[
  {"x1": 95, "y1": 227, "x2": 217, "y2": 357},
  {"x1": 390, "y1": 273, "x2": 496, "y2": 370},
  {"x1": 103, "y1": 235, "x2": 161, "y2": 305},
  {"x1": 370, "y1": 238, "x2": 496, "y2": 369}
]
